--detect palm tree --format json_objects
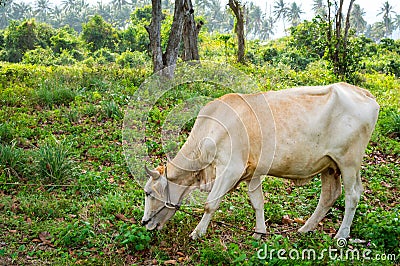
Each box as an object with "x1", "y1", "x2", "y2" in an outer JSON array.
[
  {"x1": 246, "y1": 2, "x2": 263, "y2": 37},
  {"x1": 259, "y1": 15, "x2": 275, "y2": 40},
  {"x1": 350, "y1": 4, "x2": 366, "y2": 35},
  {"x1": 11, "y1": 1, "x2": 32, "y2": 21},
  {"x1": 312, "y1": 0, "x2": 326, "y2": 18},
  {"x1": 0, "y1": 0, "x2": 13, "y2": 28},
  {"x1": 287, "y1": 2, "x2": 303, "y2": 27},
  {"x1": 377, "y1": 1, "x2": 395, "y2": 38},
  {"x1": 394, "y1": 14, "x2": 400, "y2": 34},
  {"x1": 111, "y1": 0, "x2": 127, "y2": 11},
  {"x1": 273, "y1": 0, "x2": 289, "y2": 31},
  {"x1": 34, "y1": 0, "x2": 53, "y2": 23}
]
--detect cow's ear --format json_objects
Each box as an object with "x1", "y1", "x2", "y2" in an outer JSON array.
[{"x1": 145, "y1": 165, "x2": 161, "y2": 180}]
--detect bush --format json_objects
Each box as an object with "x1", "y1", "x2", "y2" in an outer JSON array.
[
  {"x1": 116, "y1": 51, "x2": 149, "y2": 68},
  {"x1": 22, "y1": 47, "x2": 56, "y2": 66}
]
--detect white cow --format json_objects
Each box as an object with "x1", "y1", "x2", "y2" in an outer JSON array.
[{"x1": 141, "y1": 82, "x2": 379, "y2": 240}]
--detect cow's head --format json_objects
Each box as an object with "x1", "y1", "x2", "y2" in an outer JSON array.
[{"x1": 141, "y1": 166, "x2": 179, "y2": 230}]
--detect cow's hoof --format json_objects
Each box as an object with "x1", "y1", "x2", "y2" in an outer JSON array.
[
  {"x1": 190, "y1": 230, "x2": 202, "y2": 240},
  {"x1": 252, "y1": 232, "x2": 266, "y2": 239}
]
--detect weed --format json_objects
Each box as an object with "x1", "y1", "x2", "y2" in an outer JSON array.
[
  {"x1": 0, "y1": 141, "x2": 25, "y2": 180},
  {"x1": 0, "y1": 122, "x2": 14, "y2": 144},
  {"x1": 35, "y1": 138, "x2": 76, "y2": 183},
  {"x1": 35, "y1": 83, "x2": 76, "y2": 108},
  {"x1": 57, "y1": 220, "x2": 95, "y2": 248},
  {"x1": 102, "y1": 100, "x2": 122, "y2": 119},
  {"x1": 115, "y1": 223, "x2": 151, "y2": 252}
]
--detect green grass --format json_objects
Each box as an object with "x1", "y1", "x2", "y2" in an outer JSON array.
[{"x1": 0, "y1": 62, "x2": 399, "y2": 265}]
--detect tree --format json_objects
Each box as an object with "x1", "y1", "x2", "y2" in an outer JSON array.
[
  {"x1": 81, "y1": 14, "x2": 117, "y2": 52},
  {"x1": 34, "y1": 0, "x2": 52, "y2": 23},
  {"x1": 246, "y1": 3, "x2": 263, "y2": 38},
  {"x1": 350, "y1": 4, "x2": 366, "y2": 35},
  {"x1": 377, "y1": 1, "x2": 395, "y2": 38},
  {"x1": 146, "y1": 0, "x2": 188, "y2": 73},
  {"x1": 312, "y1": 0, "x2": 326, "y2": 18},
  {"x1": 288, "y1": 2, "x2": 303, "y2": 27},
  {"x1": 326, "y1": 0, "x2": 356, "y2": 78},
  {"x1": 181, "y1": 0, "x2": 203, "y2": 61},
  {"x1": 259, "y1": 16, "x2": 275, "y2": 40},
  {"x1": 228, "y1": 0, "x2": 245, "y2": 63},
  {"x1": 273, "y1": 0, "x2": 289, "y2": 32}
]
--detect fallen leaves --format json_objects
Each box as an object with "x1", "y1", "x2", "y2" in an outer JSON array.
[
  {"x1": 115, "y1": 213, "x2": 136, "y2": 223},
  {"x1": 282, "y1": 215, "x2": 305, "y2": 225}
]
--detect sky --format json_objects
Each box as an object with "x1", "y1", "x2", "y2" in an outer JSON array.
[
  {"x1": 250, "y1": 0, "x2": 400, "y2": 38},
  {"x1": 19, "y1": 0, "x2": 400, "y2": 38}
]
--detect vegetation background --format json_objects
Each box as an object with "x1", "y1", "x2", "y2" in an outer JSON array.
[{"x1": 0, "y1": 0, "x2": 399, "y2": 265}]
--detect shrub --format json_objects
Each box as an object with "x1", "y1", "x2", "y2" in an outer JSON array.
[
  {"x1": 22, "y1": 47, "x2": 56, "y2": 66},
  {"x1": 116, "y1": 51, "x2": 149, "y2": 68}
]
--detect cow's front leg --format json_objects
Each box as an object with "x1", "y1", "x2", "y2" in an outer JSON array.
[
  {"x1": 190, "y1": 167, "x2": 243, "y2": 240},
  {"x1": 247, "y1": 177, "x2": 266, "y2": 239}
]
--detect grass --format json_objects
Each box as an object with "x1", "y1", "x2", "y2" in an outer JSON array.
[{"x1": 0, "y1": 62, "x2": 399, "y2": 265}]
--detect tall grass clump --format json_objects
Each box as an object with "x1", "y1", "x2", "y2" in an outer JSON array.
[
  {"x1": 0, "y1": 141, "x2": 25, "y2": 179},
  {"x1": 102, "y1": 100, "x2": 122, "y2": 119},
  {"x1": 0, "y1": 123, "x2": 14, "y2": 144},
  {"x1": 35, "y1": 82, "x2": 76, "y2": 108},
  {"x1": 36, "y1": 138, "x2": 75, "y2": 183}
]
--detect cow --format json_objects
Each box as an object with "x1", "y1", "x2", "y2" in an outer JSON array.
[{"x1": 141, "y1": 82, "x2": 379, "y2": 240}]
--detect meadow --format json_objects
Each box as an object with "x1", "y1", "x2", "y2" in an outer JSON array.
[{"x1": 0, "y1": 37, "x2": 400, "y2": 265}]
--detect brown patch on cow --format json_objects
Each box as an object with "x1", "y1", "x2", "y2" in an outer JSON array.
[
  {"x1": 328, "y1": 167, "x2": 335, "y2": 175},
  {"x1": 156, "y1": 165, "x2": 165, "y2": 175}
]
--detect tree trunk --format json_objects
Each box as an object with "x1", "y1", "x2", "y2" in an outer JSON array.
[
  {"x1": 182, "y1": 0, "x2": 202, "y2": 61},
  {"x1": 146, "y1": 0, "x2": 188, "y2": 74},
  {"x1": 146, "y1": 0, "x2": 164, "y2": 73},
  {"x1": 228, "y1": 0, "x2": 245, "y2": 63}
]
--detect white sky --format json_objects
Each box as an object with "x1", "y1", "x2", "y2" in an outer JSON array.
[
  {"x1": 19, "y1": 0, "x2": 400, "y2": 38},
  {"x1": 250, "y1": 0, "x2": 400, "y2": 37}
]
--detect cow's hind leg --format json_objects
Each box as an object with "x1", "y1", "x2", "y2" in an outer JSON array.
[
  {"x1": 190, "y1": 166, "x2": 243, "y2": 240},
  {"x1": 335, "y1": 169, "x2": 363, "y2": 239},
  {"x1": 246, "y1": 177, "x2": 266, "y2": 239},
  {"x1": 299, "y1": 167, "x2": 342, "y2": 233}
]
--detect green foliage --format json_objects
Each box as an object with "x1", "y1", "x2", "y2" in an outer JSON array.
[
  {"x1": 116, "y1": 51, "x2": 149, "y2": 68},
  {"x1": 102, "y1": 100, "x2": 122, "y2": 119},
  {"x1": 355, "y1": 209, "x2": 400, "y2": 253},
  {"x1": 36, "y1": 138, "x2": 75, "y2": 183},
  {"x1": 0, "y1": 141, "x2": 25, "y2": 179},
  {"x1": 34, "y1": 79, "x2": 76, "y2": 107},
  {"x1": 57, "y1": 220, "x2": 95, "y2": 248},
  {"x1": 2, "y1": 19, "x2": 55, "y2": 62},
  {"x1": 50, "y1": 26, "x2": 81, "y2": 54},
  {"x1": 0, "y1": 122, "x2": 14, "y2": 144},
  {"x1": 22, "y1": 47, "x2": 56, "y2": 66},
  {"x1": 379, "y1": 108, "x2": 400, "y2": 140},
  {"x1": 81, "y1": 15, "x2": 118, "y2": 52},
  {"x1": 115, "y1": 223, "x2": 151, "y2": 252}
]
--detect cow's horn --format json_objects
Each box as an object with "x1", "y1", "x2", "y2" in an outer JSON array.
[{"x1": 145, "y1": 165, "x2": 160, "y2": 180}]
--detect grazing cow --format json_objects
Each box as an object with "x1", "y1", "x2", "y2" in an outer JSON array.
[{"x1": 141, "y1": 82, "x2": 379, "y2": 240}]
